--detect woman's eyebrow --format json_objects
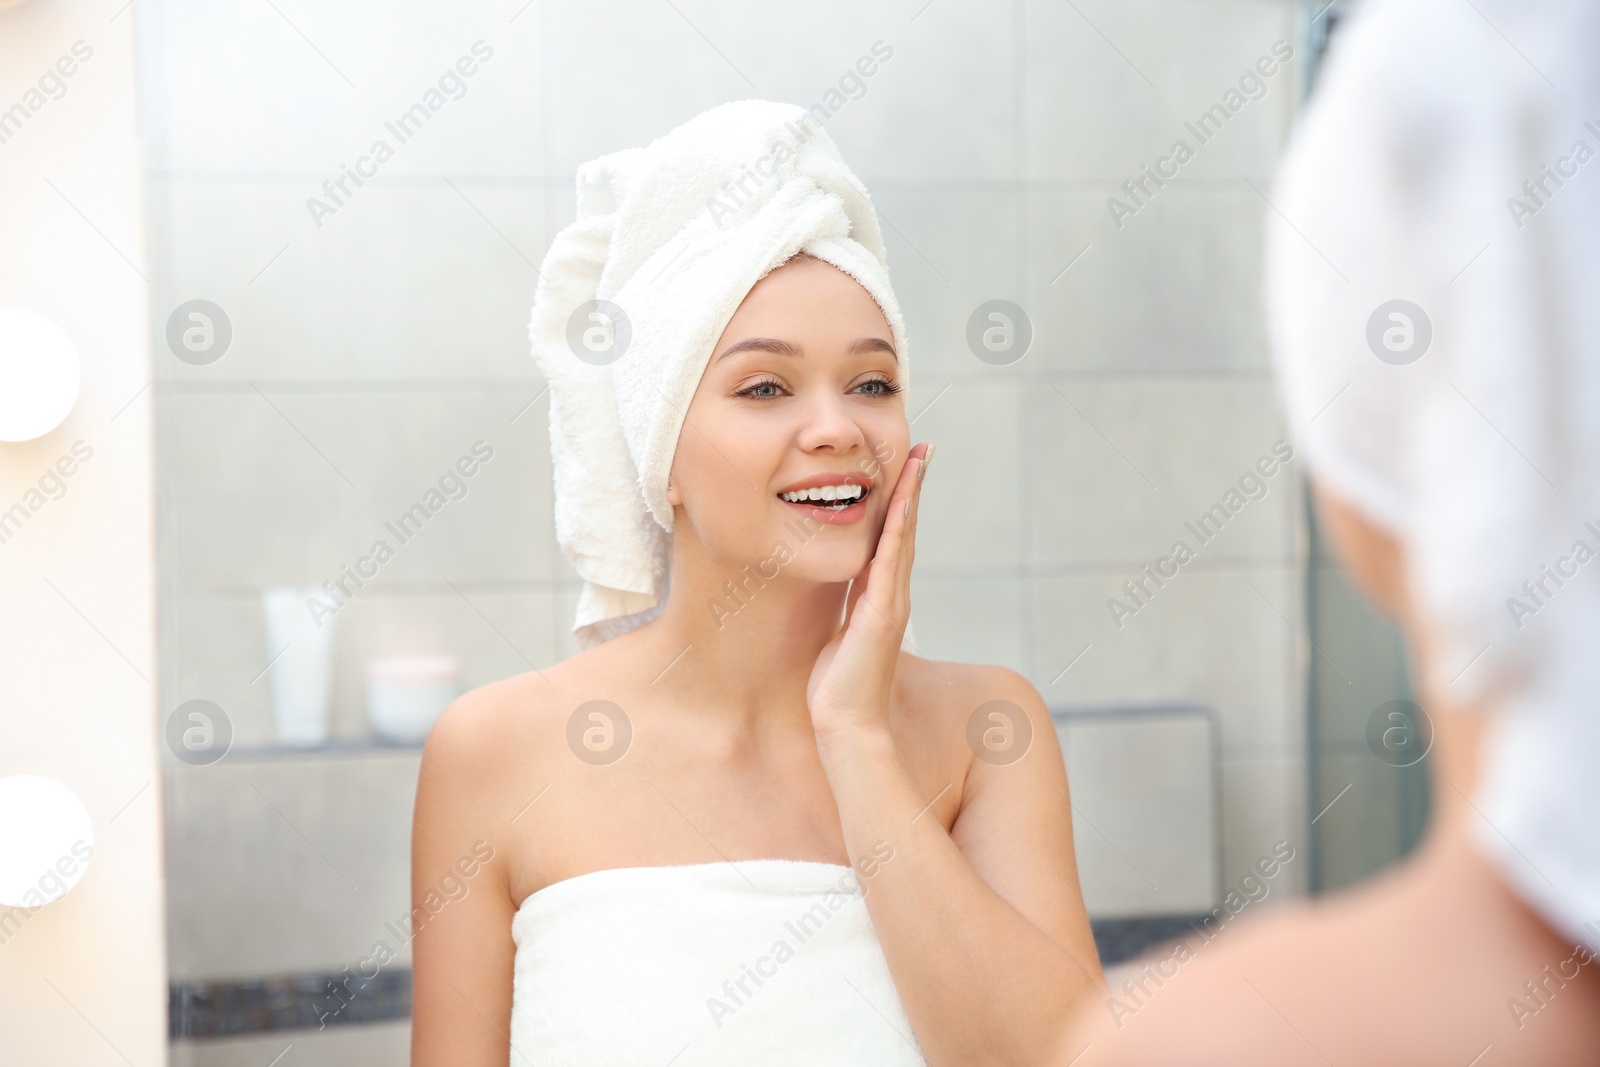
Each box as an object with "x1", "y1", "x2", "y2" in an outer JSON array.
[
  {"x1": 715, "y1": 336, "x2": 896, "y2": 361},
  {"x1": 716, "y1": 337, "x2": 799, "y2": 361},
  {"x1": 847, "y1": 336, "x2": 896, "y2": 357}
]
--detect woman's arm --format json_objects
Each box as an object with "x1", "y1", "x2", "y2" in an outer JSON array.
[
  {"x1": 1049, "y1": 688, "x2": 1600, "y2": 1066},
  {"x1": 808, "y1": 443, "x2": 1106, "y2": 1066},
  {"x1": 410, "y1": 691, "x2": 521, "y2": 1067},
  {"x1": 820, "y1": 680, "x2": 1106, "y2": 1066}
]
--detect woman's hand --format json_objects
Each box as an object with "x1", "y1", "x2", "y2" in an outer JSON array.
[{"x1": 806, "y1": 441, "x2": 933, "y2": 747}]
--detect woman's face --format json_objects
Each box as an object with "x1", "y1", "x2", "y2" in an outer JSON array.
[{"x1": 666, "y1": 253, "x2": 910, "y2": 585}]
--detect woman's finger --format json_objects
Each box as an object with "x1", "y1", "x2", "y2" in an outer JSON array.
[
  {"x1": 843, "y1": 551, "x2": 871, "y2": 626},
  {"x1": 897, "y1": 442, "x2": 930, "y2": 604},
  {"x1": 841, "y1": 444, "x2": 919, "y2": 630},
  {"x1": 816, "y1": 444, "x2": 931, "y2": 716},
  {"x1": 861, "y1": 443, "x2": 928, "y2": 624},
  {"x1": 877, "y1": 446, "x2": 926, "y2": 565}
]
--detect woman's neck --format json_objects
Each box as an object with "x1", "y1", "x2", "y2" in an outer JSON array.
[{"x1": 623, "y1": 547, "x2": 851, "y2": 731}]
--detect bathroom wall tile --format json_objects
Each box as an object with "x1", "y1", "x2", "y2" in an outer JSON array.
[
  {"x1": 822, "y1": 3, "x2": 1016, "y2": 184},
  {"x1": 538, "y1": 0, "x2": 767, "y2": 178},
  {"x1": 1310, "y1": 558, "x2": 1413, "y2": 751},
  {"x1": 161, "y1": 585, "x2": 562, "y2": 753},
  {"x1": 907, "y1": 573, "x2": 1024, "y2": 674},
  {"x1": 1023, "y1": 0, "x2": 1300, "y2": 183},
  {"x1": 158, "y1": 389, "x2": 359, "y2": 594},
  {"x1": 549, "y1": 577, "x2": 585, "y2": 662},
  {"x1": 171, "y1": 1022, "x2": 410, "y2": 1067},
  {"x1": 1057, "y1": 709, "x2": 1219, "y2": 917},
  {"x1": 161, "y1": 590, "x2": 280, "y2": 751},
  {"x1": 151, "y1": 179, "x2": 549, "y2": 383},
  {"x1": 910, "y1": 381, "x2": 1021, "y2": 571},
  {"x1": 164, "y1": 752, "x2": 421, "y2": 980},
  {"x1": 1218, "y1": 754, "x2": 1308, "y2": 901},
  {"x1": 157, "y1": 387, "x2": 554, "y2": 592},
  {"x1": 1314, "y1": 752, "x2": 1425, "y2": 893},
  {"x1": 1021, "y1": 186, "x2": 1277, "y2": 373},
  {"x1": 1024, "y1": 379, "x2": 1299, "y2": 569},
  {"x1": 871, "y1": 187, "x2": 1021, "y2": 379},
  {"x1": 540, "y1": 181, "x2": 578, "y2": 238},
  {"x1": 328, "y1": 390, "x2": 554, "y2": 588},
  {"x1": 539, "y1": 0, "x2": 1015, "y2": 184},
  {"x1": 1028, "y1": 564, "x2": 1304, "y2": 757},
  {"x1": 143, "y1": 0, "x2": 542, "y2": 176}
]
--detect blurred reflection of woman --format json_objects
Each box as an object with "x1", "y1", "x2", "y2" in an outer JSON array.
[
  {"x1": 1056, "y1": 1, "x2": 1600, "y2": 1063},
  {"x1": 409, "y1": 100, "x2": 1103, "y2": 1066}
]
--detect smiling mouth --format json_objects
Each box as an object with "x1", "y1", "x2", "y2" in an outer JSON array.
[{"x1": 776, "y1": 484, "x2": 870, "y2": 511}]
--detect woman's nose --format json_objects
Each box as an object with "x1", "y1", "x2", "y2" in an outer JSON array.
[{"x1": 795, "y1": 392, "x2": 866, "y2": 453}]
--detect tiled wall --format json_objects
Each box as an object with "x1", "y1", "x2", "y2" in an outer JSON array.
[
  {"x1": 145, "y1": 0, "x2": 1312, "y2": 1052},
  {"x1": 1308, "y1": 514, "x2": 1428, "y2": 891}
]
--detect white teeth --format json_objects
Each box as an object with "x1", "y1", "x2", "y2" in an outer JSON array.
[{"x1": 779, "y1": 484, "x2": 864, "y2": 505}]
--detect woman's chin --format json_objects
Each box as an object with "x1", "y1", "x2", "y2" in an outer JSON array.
[
  {"x1": 785, "y1": 551, "x2": 873, "y2": 586},
  {"x1": 734, "y1": 520, "x2": 875, "y2": 584}
]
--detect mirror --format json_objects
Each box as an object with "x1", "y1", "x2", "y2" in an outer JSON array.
[{"x1": 143, "y1": 2, "x2": 1421, "y2": 1062}]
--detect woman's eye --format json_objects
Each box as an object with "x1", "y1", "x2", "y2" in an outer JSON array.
[
  {"x1": 738, "y1": 380, "x2": 785, "y2": 399},
  {"x1": 853, "y1": 378, "x2": 901, "y2": 397}
]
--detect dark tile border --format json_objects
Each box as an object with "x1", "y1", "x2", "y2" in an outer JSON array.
[
  {"x1": 1091, "y1": 915, "x2": 1208, "y2": 965},
  {"x1": 170, "y1": 969, "x2": 411, "y2": 1039},
  {"x1": 171, "y1": 916, "x2": 1204, "y2": 1038}
]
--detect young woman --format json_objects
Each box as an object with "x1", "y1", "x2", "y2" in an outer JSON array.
[{"x1": 409, "y1": 102, "x2": 1104, "y2": 1066}]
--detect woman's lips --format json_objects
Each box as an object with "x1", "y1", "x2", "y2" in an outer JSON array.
[
  {"x1": 779, "y1": 492, "x2": 871, "y2": 526},
  {"x1": 774, "y1": 471, "x2": 874, "y2": 526}
]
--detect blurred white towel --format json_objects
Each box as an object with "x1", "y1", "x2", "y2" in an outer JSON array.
[
  {"x1": 509, "y1": 859, "x2": 927, "y2": 1066},
  {"x1": 1267, "y1": 0, "x2": 1600, "y2": 949}
]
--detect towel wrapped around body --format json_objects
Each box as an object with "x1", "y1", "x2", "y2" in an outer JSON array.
[{"x1": 509, "y1": 859, "x2": 928, "y2": 1066}]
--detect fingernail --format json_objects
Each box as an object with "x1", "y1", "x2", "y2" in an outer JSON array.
[{"x1": 903, "y1": 498, "x2": 911, "y2": 518}]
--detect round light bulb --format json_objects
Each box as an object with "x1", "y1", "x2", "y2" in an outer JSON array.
[
  {"x1": 0, "y1": 775, "x2": 95, "y2": 908},
  {"x1": 0, "y1": 309, "x2": 82, "y2": 442}
]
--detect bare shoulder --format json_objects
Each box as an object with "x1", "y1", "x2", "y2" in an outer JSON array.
[
  {"x1": 893, "y1": 654, "x2": 1050, "y2": 732},
  {"x1": 420, "y1": 629, "x2": 661, "y2": 782},
  {"x1": 890, "y1": 655, "x2": 1058, "y2": 785},
  {"x1": 417, "y1": 658, "x2": 594, "y2": 824},
  {"x1": 425, "y1": 670, "x2": 542, "y2": 762}
]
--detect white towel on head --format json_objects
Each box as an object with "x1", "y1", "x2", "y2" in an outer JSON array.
[{"x1": 529, "y1": 100, "x2": 909, "y2": 649}]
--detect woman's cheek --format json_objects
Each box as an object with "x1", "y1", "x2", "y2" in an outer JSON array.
[{"x1": 705, "y1": 411, "x2": 768, "y2": 480}]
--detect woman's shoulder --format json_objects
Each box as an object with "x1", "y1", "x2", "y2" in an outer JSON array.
[
  {"x1": 889, "y1": 656, "x2": 1057, "y2": 823},
  {"x1": 419, "y1": 654, "x2": 600, "y2": 794},
  {"x1": 894, "y1": 654, "x2": 1047, "y2": 719},
  {"x1": 891, "y1": 653, "x2": 1053, "y2": 766}
]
